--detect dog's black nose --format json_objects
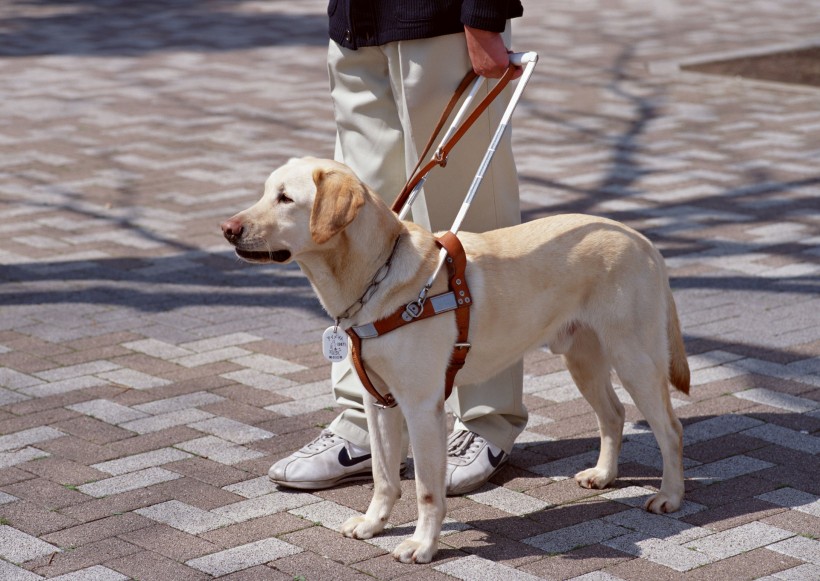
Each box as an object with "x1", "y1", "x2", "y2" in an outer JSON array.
[{"x1": 221, "y1": 218, "x2": 244, "y2": 244}]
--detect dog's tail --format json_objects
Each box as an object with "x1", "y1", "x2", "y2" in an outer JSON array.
[{"x1": 666, "y1": 286, "x2": 690, "y2": 394}]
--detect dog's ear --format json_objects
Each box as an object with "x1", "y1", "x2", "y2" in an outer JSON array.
[{"x1": 310, "y1": 168, "x2": 366, "y2": 244}]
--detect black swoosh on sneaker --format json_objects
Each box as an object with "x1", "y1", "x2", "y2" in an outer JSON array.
[
  {"x1": 487, "y1": 448, "x2": 506, "y2": 468},
  {"x1": 338, "y1": 447, "x2": 372, "y2": 467}
]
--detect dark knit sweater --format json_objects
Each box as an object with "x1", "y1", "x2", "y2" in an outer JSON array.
[{"x1": 328, "y1": 0, "x2": 524, "y2": 49}]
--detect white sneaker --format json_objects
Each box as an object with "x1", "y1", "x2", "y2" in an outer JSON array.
[
  {"x1": 269, "y1": 430, "x2": 374, "y2": 490},
  {"x1": 445, "y1": 430, "x2": 508, "y2": 496}
]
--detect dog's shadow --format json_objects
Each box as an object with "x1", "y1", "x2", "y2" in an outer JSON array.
[{"x1": 379, "y1": 409, "x2": 815, "y2": 564}]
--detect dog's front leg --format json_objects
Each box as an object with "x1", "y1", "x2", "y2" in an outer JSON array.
[
  {"x1": 340, "y1": 398, "x2": 403, "y2": 540},
  {"x1": 393, "y1": 395, "x2": 447, "y2": 564}
]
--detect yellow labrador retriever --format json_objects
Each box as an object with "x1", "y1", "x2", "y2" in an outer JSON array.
[{"x1": 221, "y1": 157, "x2": 690, "y2": 564}]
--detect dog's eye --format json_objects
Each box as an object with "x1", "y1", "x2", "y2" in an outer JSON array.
[{"x1": 277, "y1": 191, "x2": 293, "y2": 204}]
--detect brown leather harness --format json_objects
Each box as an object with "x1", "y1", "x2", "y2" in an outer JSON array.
[
  {"x1": 342, "y1": 67, "x2": 517, "y2": 408},
  {"x1": 346, "y1": 232, "x2": 472, "y2": 408}
]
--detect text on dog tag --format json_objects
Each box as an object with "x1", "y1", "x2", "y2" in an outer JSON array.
[{"x1": 322, "y1": 327, "x2": 349, "y2": 362}]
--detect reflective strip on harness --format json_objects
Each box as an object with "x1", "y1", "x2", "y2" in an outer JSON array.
[{"x1": 350, "y1": 291, "x2": 459, "y2": 340}]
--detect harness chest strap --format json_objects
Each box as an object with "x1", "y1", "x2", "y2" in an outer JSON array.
[{"x1": 345, "y1": 232, "x2": 472, "y2": 408}]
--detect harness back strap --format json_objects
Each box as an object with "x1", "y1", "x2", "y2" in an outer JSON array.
[{"x1": 346, "y1": 233, "x2": 472, "y2": 408}]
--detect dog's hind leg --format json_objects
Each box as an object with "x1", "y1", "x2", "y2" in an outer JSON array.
[
  {"x1": 341, "y1": 398, "x2": 403, "y2": 540},
  {"x1": 610, "y1": 341, "x2": 684, "y2": 514},
  {"x1": 393, "y1": 393, "x2": 448, "y2": 564},
  {"x1": 563, "y1": 326, "x2": 625, "y2": 490}
]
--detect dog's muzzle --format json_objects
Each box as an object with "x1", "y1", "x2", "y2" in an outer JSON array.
[{"x1": 220, "y1": 218, "x2": 292, "y2": 263}]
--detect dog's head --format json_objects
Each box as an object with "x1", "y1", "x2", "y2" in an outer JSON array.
[{"x1": 221, "y1": 157, "x2": 366, "y2": 264}]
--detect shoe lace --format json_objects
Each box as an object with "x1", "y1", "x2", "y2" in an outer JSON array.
[
  {"x1": 447, "y1": 430, "x2": 483, "y2": 459},
  {"x1": 302, "y1": 429, "x2": 341, "y2": 453}
]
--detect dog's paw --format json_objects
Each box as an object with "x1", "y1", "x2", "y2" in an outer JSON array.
[
  {"x1": 644, "y1": 492, "x2": 681, "y2": 514},
  {"x1": 340, "y1": 515, "x2": 385, "y2": 540},
  {"x1": 393, "y1": 538, "x2": 437, "y2": 564},
  {"x1": 574, "y1": 466, "x2": 616, "y2": 490}
]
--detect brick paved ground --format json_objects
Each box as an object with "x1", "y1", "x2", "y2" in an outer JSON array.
[{"x1": 1, "y1": 1, "x2": 819, "y2": 579}]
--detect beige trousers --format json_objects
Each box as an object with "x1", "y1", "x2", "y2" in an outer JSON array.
[{"x1": 326, "y1": 30, "x2": 527, "y2": 453}]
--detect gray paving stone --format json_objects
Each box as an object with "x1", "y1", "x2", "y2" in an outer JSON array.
[
  {"x1": 212, "y1": 491, "x2": 321, "y2": 523},
  {"x1": 288, "y1": 499, "x2": 362, "y2": 532},
  {"x1": 466, "y1": 483, "x2": 552, "y2": 516},
  {"x1": 0, "y1": 491, "x2": 18, "y2": 505},
  {"x1": 173, "y1": 346, "x2": 253, "y2": 368},
  {"x1": 603, "y1": 532, "x2": 716, "y2": 572},
  {"x1": 220, "y1": 369, "x2": 297, "y2": 391},
  {"x1": 176, "y1": 436, "x2": 266, "y2": 465},
  {"x1": 0, "y1": 524, "x2": 60, "y2": 563},
  {"x1": 186, "y1": 537, "x2": 303, "y2": 576},
  {"x1": 180, "y1": 333, "x2": 262, "y2": 353},
  {"x1": 277, "y1": 379, "x2": 334, "y2": 400},
  {"x1": 49, "y1": 566, "x2": 130, "y2": 581},
  {"x1": 229, "y1": 353, "x2": 307, "y2": 375},
  {"x1": 733, "y1": 388, "x2": 820, "y2": 413},
  {"x1": 96, "y1": 368, "x2": 172, "y2": 390},
  {"x1": 0, "y1": 427, "x2": 65, "y2": 452},
  {"x1": 568, "y1": 573, "x2": 628, "y2": 581},
  {"x1": 757, "y1": 488, "x2": 820, "y2": 518},
  {"x1": 0, "y1": 388, "x2": 30, "y2": 406},
  {"x1": 0, "y1": 559, "x2": 41, "y2": 581},
  {"x1": 132, "y1": 391, "x2": 226, "y2": 415},
  {"x1": 530, "y1": 451, "x2": 600, "y2": 480},
  {"x1": 264, "y1": 393, "x2": 339, "y2": 417},
  {"x1": 619, "y1": 440, "x2": 700, "y2": 470},
  {"x1": 603, "y1": 508, "x2": 711, "y2": 544},
  {"x1": 767, "y1": 535, "x2": 820, "y2": 565},
  {"x1": 770, "y1": 564, "x2": 820, "y2": 580},
  {"x1": 742, "y1": 423, "x2": 820, "y2": 455},
  {"x1": 20, "y1": 376, "x2": 109, "y2": 398},
  {"x1": 685, "y1": 454, "x2": 775, "y2": 485},
  {"x1": 67, "y1": 399, "x2": 149, "y2": 425},
  {"x1": 119, "y1": 409, "x2": 215, "y2": 434},
  {"x1": 684, "y1": 522, "x2": 794, "y2": 559},
  {"x1": 34, "y1": 360, "x2": 120, "y2": 382},
  {"x1": 188, "y1": 416, "x2": 275, "y2": 444},
  {"x1": 525, "y1": 371, "x2": 579, "y2": 400},
  {"x1": 434, "y1": 555, "x2": 544, "y2": 581},
  {"x1": 223, "y1": 477, "x2": 280, "y2": 499},
  {"x1": 0, "y1": 447, "x2": 50, "y2": 468},
  {"x1": 683, "y1": 414, "x2": 764, "y2": 445},
  {"x1": 78, "y1": 467, "x2": 182, "y2": 498},
  {"x1": 91, "y1": 448, "x2": 193, "y2": 476},
  {"x1": 136, "y1": 500, "x2": 236, "y2": 535},
  {"x1": 0, "y1": 367, "x2": 44, "y2": 390},
  {"x1": 122, "y1": 339, "x2": 195, "y2": 359},
  {"x1": 524, "y1": 520, "x2": 629, "y2": 554}
]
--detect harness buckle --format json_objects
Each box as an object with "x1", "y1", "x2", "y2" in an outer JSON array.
[
  {"x1": 372, "y1": 394, "x2": 397, "y2": 409},
  {"x1": 454, "y1": 342, "x2": 472, "y2": 351},
  {"x1": 405, "y1": 285, "x2": 431, "y2": 320}
]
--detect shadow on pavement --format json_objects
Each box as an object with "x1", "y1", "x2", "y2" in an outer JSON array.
[{"x1": 0, "y1": 0, "x2": 327, "y2": 56}]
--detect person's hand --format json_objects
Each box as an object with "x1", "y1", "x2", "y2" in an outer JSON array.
[{"x1": 464, "y1": 25, "x2": 521, "y2": 79}]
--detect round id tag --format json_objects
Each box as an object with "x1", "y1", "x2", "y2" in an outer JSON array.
[{"x1": 322, "y1": 326, "x2": 349, "y2": 362}]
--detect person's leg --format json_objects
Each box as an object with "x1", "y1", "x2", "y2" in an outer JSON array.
[
  {"x1": 389, "y1": 30, "x2": 527, "y2": 455},
  {"x1": 385, "y1": 29, "x2": 527, "y2": 494},
  {"x1": 269, "y1": 40, "x2": 410, "y2": 488},
  {"x1": 325, "y1": 39, "x2": 414, "y2": 447}
]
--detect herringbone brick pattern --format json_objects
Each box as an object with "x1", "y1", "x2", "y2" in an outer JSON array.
[{"x1": 1, "y1": 0, "x2": 818, "y2": 579}]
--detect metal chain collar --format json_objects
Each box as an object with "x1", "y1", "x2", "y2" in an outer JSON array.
[{"x1": 336, "y1": 234, "x2": 403, "y2": 324}]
